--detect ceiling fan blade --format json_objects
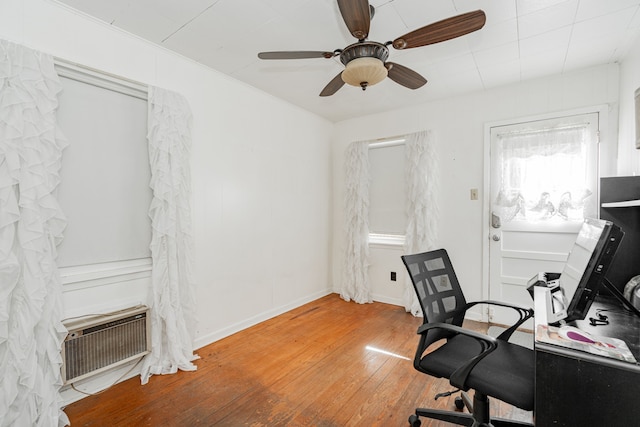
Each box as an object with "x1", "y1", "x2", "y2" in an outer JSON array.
[
  {"x1": 392, "y1": 10, "x2": 486, "y2": 50},
  {"x1": 337, "y1": 0, "x2": 371, "y2": 40},
  {"x1": 258, "y1": 51, "x2": 335, "y2": 60},
  {"x1": 385, "y1": 62, "x2": 427, "y2": 90},
  {"x1": 320, "y1": 72, "x2": 345, "y2": 97}
]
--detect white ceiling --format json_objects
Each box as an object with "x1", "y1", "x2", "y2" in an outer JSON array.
[{"x1": 57, "y1": 0, "x2": 640, "y2": 122}]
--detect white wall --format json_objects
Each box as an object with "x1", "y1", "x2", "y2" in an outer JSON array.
[
  {"x1": 332, "y1": 64, "x2": 620, "y2": 316},
  {"x1": 1, "y1": 0, "x2": 333, "y2": 401},
  {"x1": 368, "y1": 244, "x2": 406, "y2": 305},
  {"x1": 618, "y1": 36, "x2": 640, "y2": 175}
]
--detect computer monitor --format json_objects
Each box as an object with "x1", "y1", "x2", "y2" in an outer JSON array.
[{"x1": 559, "y1": 218, "x2": 624, "y2": 322}]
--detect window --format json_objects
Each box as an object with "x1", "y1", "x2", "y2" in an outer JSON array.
[
  {"x1": 368, "y1": 140, "x2": 406, "y2": 245},
  {"x1": 54, "y1": 61, "x2": 152, "y2": 285},
  {"x1": 491, "y1": 113, "x2": 599, "y2": 224}
]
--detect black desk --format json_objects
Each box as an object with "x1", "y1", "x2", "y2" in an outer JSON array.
[{"x1": 534, "y1": 295, "x2": 640, "y2": 426}]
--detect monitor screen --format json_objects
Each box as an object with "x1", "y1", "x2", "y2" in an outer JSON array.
[{"x1": 560, "y1": 218, "x2": 624, "y2": 322}]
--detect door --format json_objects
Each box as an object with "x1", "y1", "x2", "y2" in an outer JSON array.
[{"x1": 487, "y1": 112, "x2": 600, "y2": 326}]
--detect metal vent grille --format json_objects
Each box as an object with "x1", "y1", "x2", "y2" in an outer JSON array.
[{"x1": 62, "y1": 305, "x2": 150, "y2": 384}]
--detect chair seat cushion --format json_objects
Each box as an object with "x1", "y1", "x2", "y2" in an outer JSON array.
[{"x1": 418, "y1": 334, "x2": 534, "y2": 411}]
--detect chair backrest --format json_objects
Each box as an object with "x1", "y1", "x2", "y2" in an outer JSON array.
[{"x1": 401, "y1": 249, "x2": 468, "y2": 343}]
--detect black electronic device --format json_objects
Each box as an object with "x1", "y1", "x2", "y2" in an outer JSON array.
[
  {"x1": 529, "y1": 218, "x2": 640, "y2": 324},
  {"x1": 560, "y1": 217, "x2": 624, "y2": 322}
]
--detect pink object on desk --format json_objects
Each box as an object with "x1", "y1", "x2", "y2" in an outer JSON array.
[{"x1": 558, "y1": 326, "x2": 615, "y2": 348}]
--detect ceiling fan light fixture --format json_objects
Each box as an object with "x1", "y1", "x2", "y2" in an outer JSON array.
[
  {"x1": 341, "y1": 57, "x2": 388, "y2": 89},
  {"x1": 259, "y1": 6, "x2": 487, "y2": 96}
]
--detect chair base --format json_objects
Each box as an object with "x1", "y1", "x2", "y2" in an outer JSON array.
[
  {"x1": 409, "y1": 410, "x2": 533, "y2": 427},
  {"x1": 408, "y1": 391, "x2": 533, "y2": 427}
]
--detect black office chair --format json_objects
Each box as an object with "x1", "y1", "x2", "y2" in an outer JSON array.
[{"x1": 401, "y1": 249, "x2": 535, "y2": 427}]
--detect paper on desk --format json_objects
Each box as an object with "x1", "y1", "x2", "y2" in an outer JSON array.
[{"x1": 535, "y1": 324, "x2": 637, "y2": 363}]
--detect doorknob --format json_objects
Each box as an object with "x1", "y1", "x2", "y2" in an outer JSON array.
[
  {"x1": 492, "y1": 234, "x2": 501, "y2": 241},
  {"x1": 491, "y1": 212, "x2": 501, "y2": 229}
]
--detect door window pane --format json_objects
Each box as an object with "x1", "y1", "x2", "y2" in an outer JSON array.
[{"x1": 492, "y1": 115, "x2": 598, "y2": 224}]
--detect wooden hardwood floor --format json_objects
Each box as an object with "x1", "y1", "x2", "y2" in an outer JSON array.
[{"x1": 64, "y1": 294, "x2": 532, "y2": 426}]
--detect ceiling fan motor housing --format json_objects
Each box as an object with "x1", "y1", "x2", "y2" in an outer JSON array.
[{"x1": 340, "y1": 42, "x2": 389, "y2": 89}]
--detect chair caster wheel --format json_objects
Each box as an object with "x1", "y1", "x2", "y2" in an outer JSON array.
[
  {"x1": 455, "y1": 396, "x2": 465, "y2": 410},
  {"x1": 408, "y1": 414, "x2": 421, "y2": 427}
]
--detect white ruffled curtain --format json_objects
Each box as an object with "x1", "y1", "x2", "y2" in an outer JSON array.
[
  {"x1": 341, "y1": 140, "x2": 372, "y2": 304},
  {"x1": 140, "y1": 86, "x2": 198, "y2": 384},
  {"x1": 403, "y1": 130, "x2": 438, "y2": 316},
  {"x1": 0, "y1": 40, "x2": 69, "y2": 426}
]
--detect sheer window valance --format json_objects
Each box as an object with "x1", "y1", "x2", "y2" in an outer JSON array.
[{"x1": 493, "y1": 125, "x2": 596, "y2": 223}]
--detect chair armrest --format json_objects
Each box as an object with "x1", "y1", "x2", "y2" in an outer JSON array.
[
  {"x1": 416, "y1": 322, "x2": 496, "y2": 343},
  {"x1": 465, "y1": 300, "x2": 534, "y2": 341},
  {"x1": 416, "y1": 323, "x2": 498, "y2": 390}
]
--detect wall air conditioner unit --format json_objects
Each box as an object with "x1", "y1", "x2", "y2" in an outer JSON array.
[{"x1": 61, "y1": 305, "x2": 151, "y2": 385}]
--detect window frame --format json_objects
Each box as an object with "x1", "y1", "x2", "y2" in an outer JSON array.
[
  {"x1": 368, "y1": 137, "x2": 407, "y2": 247},
  {"x1": 54, "y1": 59, "x2": 152, "y2": 288}
]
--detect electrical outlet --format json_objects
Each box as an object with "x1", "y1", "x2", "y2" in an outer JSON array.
[
  {"x1": 470, "y1": 188, "x2": 479, "y2": 200},
  {"x1": 390, "y1": 271, "x2": 397, "y2": 281}
]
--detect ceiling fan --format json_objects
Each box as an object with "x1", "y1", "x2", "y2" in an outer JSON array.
[{"x1": 257, "y1": 0, "x2": 486, "y2": 96}]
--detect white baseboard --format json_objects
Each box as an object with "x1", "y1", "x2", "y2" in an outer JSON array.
[
  {"x1": 193, "y1": 289, "x2": 333, "y2": 350},
  {"x1": 371, "y1": 293, "x2": 404, "y2": 307}
]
